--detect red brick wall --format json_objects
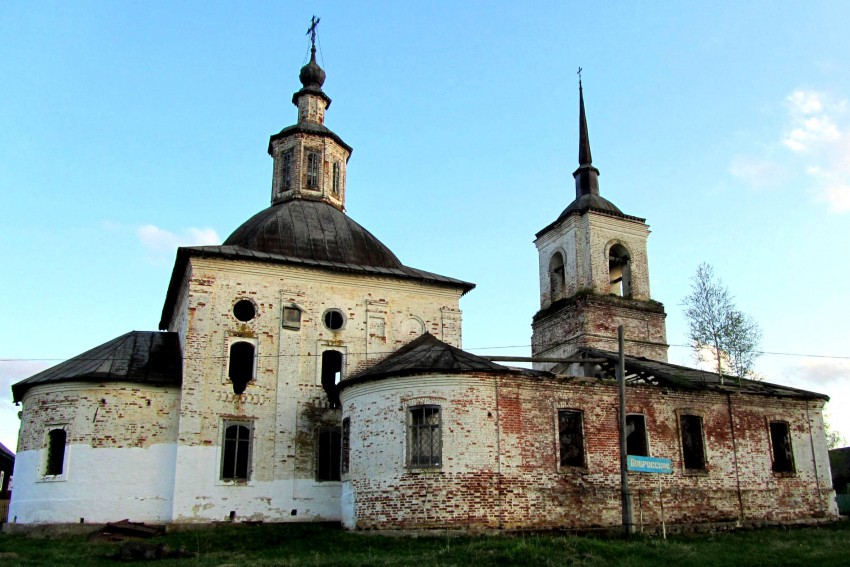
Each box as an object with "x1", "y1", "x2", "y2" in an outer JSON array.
[{"x1": 342, "y1": 372, "x2": 836, "y2": 530}]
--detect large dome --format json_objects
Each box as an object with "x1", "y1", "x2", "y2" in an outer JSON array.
[{"x1": 223, "y1": 199, "x2": 403, "y2": 269}]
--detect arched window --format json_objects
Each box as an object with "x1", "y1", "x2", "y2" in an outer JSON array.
[
  {"x1": 549, "y1": 251, "x2": 566, "y2": 302},
  {"x1": 45, "y1": 428, "x2": 67, "y2": 476},
  {"x1": 221, "y1": 422, "x2": 252, "y2": 481},
  {"x1": 228, "y1": 341, "x2": 255, "y2": 395},
  {"x1": 321, "y1": 350, "x2": 343, "y2": 408},
  {"x1": 608, "y1": 244, "x2": 631, "y2": 297}
]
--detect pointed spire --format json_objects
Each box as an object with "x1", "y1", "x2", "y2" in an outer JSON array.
[
  {"x1": 573, "y1": 75, "x2": 600, "y2": 198},
  {"x1": 578, "y1": 80, "x2": 592, "y2": 167}
]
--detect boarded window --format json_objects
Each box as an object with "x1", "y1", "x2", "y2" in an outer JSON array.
[
  {"x1": 409, "y1": 405, "x2": 441, "y2": 467},
  {"x1": 221, "y1": 422, "x2": 252, "y2": 481},
  {"x1": 282, "y1": 306, "x2": 302, "y2": 330},
  {"x1": 332, "y1": 162, "x2": 341, "y2": 195},
  {"x1": 680, "y1": 414, "x2": 706, "y2": 470},
  {"x1": 317, "y1": 428, "x2": 342, "y2": 481},
  {"x1": 770, "y1": 421, "x2": 794, "y2": 473},
  {"x1": 306, "y1": 152, "x2": 320, "y2": 188},
  {"x1": 45, "y1": 428, "x2": 67, "y2": 476},
  {"x1": 626, "y1": 414, "x2": 648, "y2": 457},
  {"x1": 558, "y1": 410, "x2": 585, "y2": 467},
  {"x1": 321, "y1": 350, "x2": 343, "y2": 408},
  {"x1": 341, "y1": 418, "x2": 350, "y2": 475},
  {"x1": 228, "y1": 341, "x2": 255, "y2": 395},
  {"x1": 282, "y1": 149, "x2": 293, "y2": 190}
]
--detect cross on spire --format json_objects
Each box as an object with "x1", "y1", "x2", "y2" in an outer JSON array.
[
  {"x1": 307, "y1": 15, "x2": 321, "y2": 49},
  {"x1": 577, "y1": 66, "x2": 583, "y2": 86}
]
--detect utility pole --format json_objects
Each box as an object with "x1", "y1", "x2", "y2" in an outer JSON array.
[{"x1": 618, "y1": 325, "x2": 635, "y2": 536}]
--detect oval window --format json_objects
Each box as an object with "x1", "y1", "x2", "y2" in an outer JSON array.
[{"x1": 233, "y1": 299, "x2": 256, "y2": 322}]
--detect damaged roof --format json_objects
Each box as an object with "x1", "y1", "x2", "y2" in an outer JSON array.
[
  {"x1": 12, "y1": 331, "x2": 182, "y2": 403},
  {"x1": 558, "y1": 347, "x2": 828, "y2": 400},
  {"x1": 341, "y1": 333, "x2": 547, "y2": 389}
]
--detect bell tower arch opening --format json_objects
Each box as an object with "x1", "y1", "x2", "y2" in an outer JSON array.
[
  {"x1": 549, "y1": 251, "x2": 566, "y2": 303},
  {"x1": 608, "y1": 243, "x2": 631, "y2": 298}
]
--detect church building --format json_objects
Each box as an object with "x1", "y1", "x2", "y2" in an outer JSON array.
[{"x1": 8, "y1": 38, "x2": 837, "y2": 531}]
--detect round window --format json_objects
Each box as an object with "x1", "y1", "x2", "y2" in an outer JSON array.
[
  {"x1": 323, "y1": 309, "x2": 345, "y2": 330},
  {"x1": 233, "y1": 299, "x2": 256, "y2": 322}
]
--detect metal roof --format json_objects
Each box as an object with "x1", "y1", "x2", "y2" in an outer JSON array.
[
  {"x1": 224, "y1": 200, "x2": 404, "y2": 269},
  {"x1": 554, "y1": 347, "x2": 829, "y2": 400},
  {"x1": 341, "y1": 333, "x2": 547, "y2": 390},
  {"x1": 11, "y1": 331, "x2": 182, "y2": 403}
]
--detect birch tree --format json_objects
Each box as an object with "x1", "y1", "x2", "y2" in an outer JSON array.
[{"x1": 682, "y1": 263, "x2": 763, "y2": 383}]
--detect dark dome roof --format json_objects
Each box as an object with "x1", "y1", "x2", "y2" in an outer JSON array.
[
  {"x1": 299, "y1": 55, "x2": 326, "y2": 89},
  {"x1": 223, "y1": 200, "x2": 404, "y2": 269},
  {"x1": 557, "y1": 193, "x2": 623, "y2": 220}
]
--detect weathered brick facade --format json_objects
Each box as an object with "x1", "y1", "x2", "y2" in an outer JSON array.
[{"x1": 340, "y1": 372, "x2": 836, "y2": 530}]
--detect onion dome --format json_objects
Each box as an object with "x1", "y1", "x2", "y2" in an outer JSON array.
[{"x1": 299, "y1": 46, "x2": 326, "y2": 90}]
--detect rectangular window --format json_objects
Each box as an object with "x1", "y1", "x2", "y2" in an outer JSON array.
[
  {"x1": 282, "y1": 149, "x2": 293, "y2": 191},
  {"x1": 770, "y1": 421, "x2": 794, "y2": 473},
  {"x1": 332, "y1": 162, "x2": 340, "y2": 195},
  {"x1": 558, "y1": 409, "x2": 585, "y2": 468},
  {"x1": 341, "y1": 418, "x2": 350, "y2": 475},
  {"x1": 45, "y1": 428, "x2": 67, "y2": 476},
  {"x1": 221, "y1": 421, "x2": 253, "y2": 481},
  {"x1": 282, "y1": 306, "x2": 302, "y2": 330},
  {"x1": 626, "y1": 414, "x2": 648, "y2": 457},
  {"x1": 680, "y1": 414, "x2": 706, "y2": 470},
  {"x1": 317, "y1": 428, "x2": 341, "y2": 481},
  {"x1": 306, "y1": 152, "x2": 320, "y2": 188},
  {"x1": 409, "y1": 405, "x2": 441, "y2": 468}
]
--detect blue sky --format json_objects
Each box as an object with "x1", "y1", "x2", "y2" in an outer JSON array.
[{"x1": 2, "y1": 2, "x2": 849, "y2": 452}]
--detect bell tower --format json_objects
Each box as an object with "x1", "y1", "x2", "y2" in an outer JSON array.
[{"x1": 531, "y1": 81, "x2": 668, "y2": 368}]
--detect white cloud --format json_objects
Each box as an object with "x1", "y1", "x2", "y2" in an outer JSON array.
[
  {"x1": 733, "y1": 89, "x2": 850, "y2": 213},
  {"x1": 0, "y1": 360, "x2": 52, "y2": 452},
  {"x1": 137, "y1": 225, "x2": 220, "y2": 258}
]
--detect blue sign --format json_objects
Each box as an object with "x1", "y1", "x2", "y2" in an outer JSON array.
[{"x1": 627, "y1": 455, "x2": 673, "y2": 474}]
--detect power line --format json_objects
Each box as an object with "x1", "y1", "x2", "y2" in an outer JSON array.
[{"x1": 1, "y1": 345, "x2": 848, "y2": 363}]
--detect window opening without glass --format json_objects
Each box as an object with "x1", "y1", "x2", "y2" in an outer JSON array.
[
  {"x1": 680, "y1": 414, "x2": 706, "y2": 470},
  {"x1": 608, "y1": 244, "x2": 631, "y2": 297},
  {"x1": 228, "y1": 341, "x2": 255, "y2": 395},
  {"x1": 233, "y1": 299, "x2": 256, "y2": 322},
  {"x1": 558, "y1": 409, "x2": 585, "y2": 467},
  {"x1": 321, "y1": 350, "x2": 343, "y2": 408},
  {"x1": 317, "y1": 428, "x2": 341, "y2": 481},
  {"x1": 770, "y1": 421, "x2": 794, "y2": 473},
  {"x1": 409, "y1": 406, "x2": 441, "y2": 467},
  {"x1": 549, "y1": 252, "x2": 565, "y2": 302},
  {"x1": 45, "y1": 428, "x2": 66, "y2": 476},
  {"x1": 626, "y1": 414, "x2": 648, "y2": 457}
]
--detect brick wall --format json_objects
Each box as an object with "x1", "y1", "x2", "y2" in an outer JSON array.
[{"x1": 340, "y1": 372, "x2": 836, "y2": 530}]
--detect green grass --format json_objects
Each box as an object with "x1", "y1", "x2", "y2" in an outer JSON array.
[{"x1": 0, "y1": 521, "x2": 848, "y2": 566}]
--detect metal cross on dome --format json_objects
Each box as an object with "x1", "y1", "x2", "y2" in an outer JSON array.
[{"x1": 307, "y1": 15, "x2": 321, "y2": 49}]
